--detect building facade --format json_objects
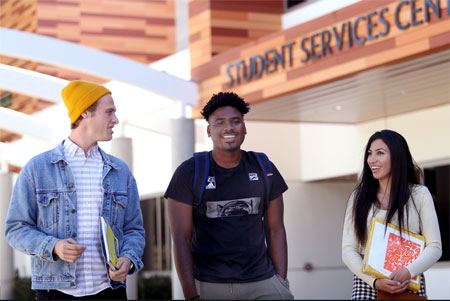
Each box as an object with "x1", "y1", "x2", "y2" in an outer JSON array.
[{"x1": 1, "y1": 0, "x2": 449, "y2": 299}]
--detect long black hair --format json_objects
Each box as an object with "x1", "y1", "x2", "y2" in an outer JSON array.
[{"x1": 353, "y1": 129, "x2": 422, "y2": 245}]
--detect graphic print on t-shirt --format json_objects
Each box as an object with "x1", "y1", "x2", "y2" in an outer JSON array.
[
  {"x1": 248, "y1": 173, "x2": 259, "y2": 181},
  {"x1": 206, "y1": 197, "x2": 261, "y2": 218},
  {"x1": 205, "y1": 176, "x2": 216, "y2": 189}
]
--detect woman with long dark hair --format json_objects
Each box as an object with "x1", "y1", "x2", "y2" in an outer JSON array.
[{"x1": 342, "y1": 130, "x2": 442, "y2": 299}]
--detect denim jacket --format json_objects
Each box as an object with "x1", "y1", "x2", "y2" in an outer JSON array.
[{"x1": 5, "y1": 141, "x2": 145, "y2": 290}]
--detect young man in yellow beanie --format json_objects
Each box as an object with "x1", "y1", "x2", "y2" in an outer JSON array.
[{"x1": 5, "y1": 80, "x2": 145, "y2": 300}]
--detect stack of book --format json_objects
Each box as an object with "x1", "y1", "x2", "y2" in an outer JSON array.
[{"x1": 101, "y1": 216, "x2": 119, "y2": 271}]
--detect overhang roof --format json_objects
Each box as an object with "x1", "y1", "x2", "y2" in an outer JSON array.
[{"x1": 247, "y1": 49, "x2": 450, "y2": 123}]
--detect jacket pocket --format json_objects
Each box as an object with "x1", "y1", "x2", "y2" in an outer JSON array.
[
  {"x1": 36, "y1": 192, "x2": 60, "y2": 230},
  {"x1": 111, "y1": 194, "x2": 127, "y2": 229}
]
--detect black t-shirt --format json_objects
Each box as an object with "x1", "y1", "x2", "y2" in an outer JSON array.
[{"x1": 164, "y1": 150, "x2": 288, "y2": 283}]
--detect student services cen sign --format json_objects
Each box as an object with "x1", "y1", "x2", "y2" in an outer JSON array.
[{"x1": 225, "y1": 0, "x2": 448, "y2": 88}]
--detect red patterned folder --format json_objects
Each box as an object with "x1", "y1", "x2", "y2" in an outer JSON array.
[{"x1": 362, "y1": 218, "x2": 425, "y2": 291}]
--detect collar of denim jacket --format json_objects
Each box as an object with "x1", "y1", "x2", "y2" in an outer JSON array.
[{"x1": 50, "y1": 140, "x2": 119, "y2": 170}]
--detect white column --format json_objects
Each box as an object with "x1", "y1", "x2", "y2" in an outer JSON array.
[
  {"x1": 0, "y1": 171, "x2": 14, "y2": 299},
  {"x1": 170, "y1": 117, "x2": 195, "y2": 300},
  {"x1": 111, "y1": 137, "x2": 138, "y2": 299},
  {"x1": 111, "y1": 137, "x2": 133, "y2": 170}
]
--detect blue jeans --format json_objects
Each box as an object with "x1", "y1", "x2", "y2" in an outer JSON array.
[{"x1": 34, "y1": 287, "x2": 127, "y2": 300}]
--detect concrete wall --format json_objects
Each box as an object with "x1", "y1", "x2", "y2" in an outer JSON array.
[
  {"x1": 358, "y1": 104, "x2": 450, "y2": 167},
  {"x1": 297, "y1": 104, "x2": 450, "y2": 182},
  {"x1": 284, "y1": 180, "x2": 356, "y2": 299},
  {"x1": 424, "y1": 261, "x2": 450, "y2": 299},
  {"x1": 299, "y1": 123, "x2": 358, "y2": 181},
  {"x1": 242, "y1": 121, "x2": 301, "y2": 181}
]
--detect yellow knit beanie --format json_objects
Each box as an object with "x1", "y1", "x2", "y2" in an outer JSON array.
[{"x1": 61, "y1": 80, "x2": 111, "y2": 123}]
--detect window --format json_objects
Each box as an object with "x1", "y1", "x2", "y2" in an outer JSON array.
[
  {"x1": 424, "y1": 165, "x2": 449, "y2": 261},
  {"x1": 0, "y1": 92, "x2": 12, "y2": 108},
  {"x1": 285, "y1": 0, "x2": 307, "y2": 10},
  {"x1": 141, "y1": 196, "x2": 171, "y2": 272}
]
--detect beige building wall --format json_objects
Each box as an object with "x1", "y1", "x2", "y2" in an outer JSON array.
[
  {"x1": 283, "y1": 180, "x2": 356, "y2": 299},
  {"x1": 285, "y1": 104, "x2": 450, "y2": 183},
  {"x1": 243, "y1": 104, "x2": 450, "y2": 184},
  {"x1": 242, "y1": 121, "x2": 301, "y2": 181},
  {"x1": 299, "y1": 124, "x2": 359, "y2": 181},
  {"x1": 358, "y1": 104, "x2": 450, "y2": 168}
]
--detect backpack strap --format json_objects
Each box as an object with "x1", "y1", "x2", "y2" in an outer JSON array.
[
  {"x1": 193, "y1": 151, "x2": 210, "y2": 207},
  {"x1": 249, "y1": 151, "x2": 273, "y2": 208},
  {"x1": 249, "y1": 151, "x2": 274, "y2": 252}
]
